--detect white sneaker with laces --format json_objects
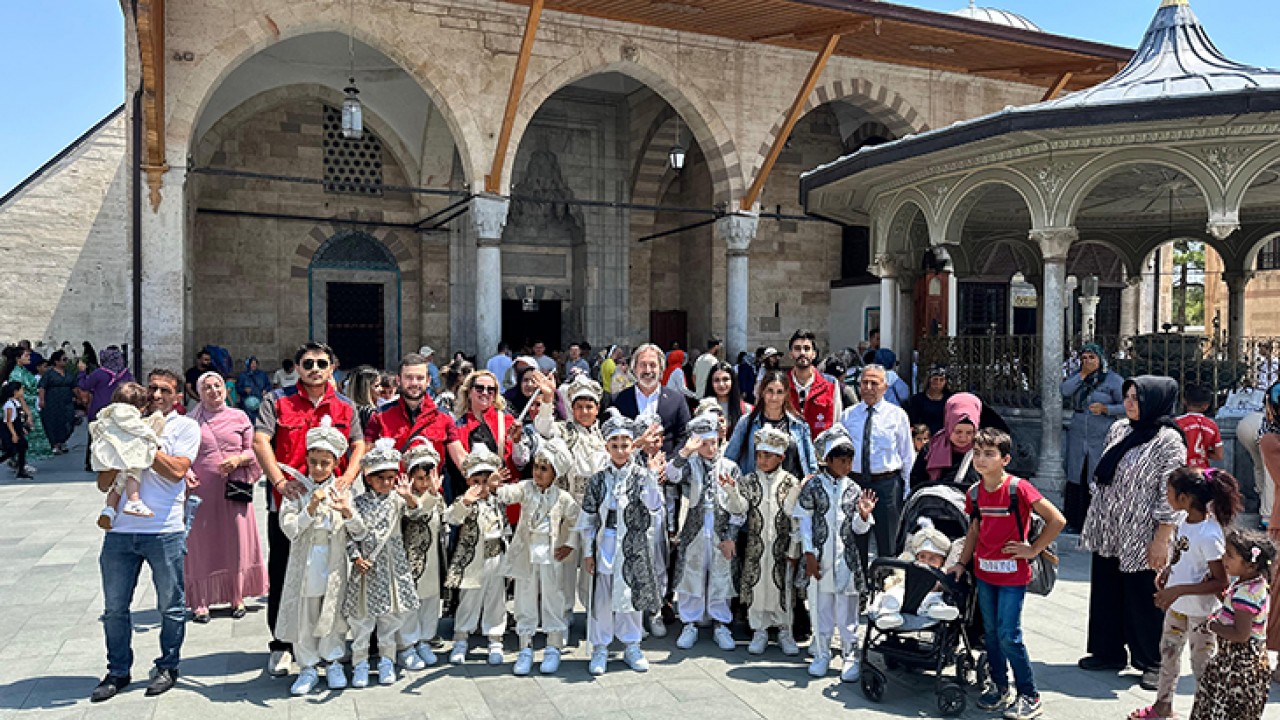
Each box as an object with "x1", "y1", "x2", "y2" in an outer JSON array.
[
  {"x1": 648, "y1": 613, "x2": 668, "y2": 638},
  {"x1": 377, "y1": 657, "x2": 396, "y2": 685},
  {"x1": 449, "y1": 640, "x2": 468, "y2": 665},
  {"x1": 713, "y1": 624, "x2": 736, "y2": 651},
  {"x1": 808, "y1": 636, "x2": 831, "y2": 677},
  {"x1": 588, "y1": 647, "x2": 609, "y2": 676},
  {"x1": 874, "y1": 612, "x2": 904, "y2": 630},
  {"x1": 267, "y1": 650, "x2": 291, "y2": 677},
  {"x1": 415, "y1": 642, "x2": 438, "y2": 666},
  {"x1": 924, "y1": 602, "x2": 960, "y2": 622},
  {"x1": 840, "y1": 651, "x2": 861, "y2": 683},
  {"x1": 623, "y1": 643, "x2": 649, "y2": 672},
  {"x1": 777, "y1": 629, "x2": 800, "y2": 656},
  {"x1": 290, "y1": 667, "x2": 319, "y2": 696},
  {"x1": 122, "y1": 499, "x2": 154, "y2": 517},
  {"x1": 540, "y1": 646, "x2": 562, "y2": 674},
  {"x1": 1002, "y1": 695, "x2": 1043, "y2": 720},
  {"x1": 350, "y1": 661, "x2": 370, "y2": 688},
  {"x1": 487, "y1": 642, "x2": 504, "y2": 665},
  {"x1": 676, "y1": 623, "x2": 699, "y2": 649},
  {"x1": 326, "y1": 662, "x2": 347, "y2": 690},
  {"x1": 748, "y1": 630, "x2": 769, "y2": 655},
  {"x1": 398, "y1": 648, "x2": 425, "y2": 671},
  {"x1": 513, "y1": 648, "x2": 534, "y2": 676}
]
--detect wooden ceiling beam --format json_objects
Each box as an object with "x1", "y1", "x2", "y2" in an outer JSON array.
[
  {"x1": 1042, "y1": 71, "x2": 1074, "y2": 101},
  {"x1": 486, "y1": 0, "x2": 545, "y2": 194},
  {"x1": 136, "y1": 0, "x2": 166, "y2": 210},
  {"x1": 740, "y1": 33, "x2": 841, "y2": 212}
]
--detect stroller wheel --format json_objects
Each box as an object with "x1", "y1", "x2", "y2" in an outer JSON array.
[
  {"x1": 861, "y1": 667, "x2": 886, "y2": 703},
  {"x1": 937, "y1": 683, "x2": 966, "y2": 717}
]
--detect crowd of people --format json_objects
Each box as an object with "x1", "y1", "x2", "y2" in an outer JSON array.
[{"x1": 5, "y1": 329, "x2": 1278, "y2": 719}]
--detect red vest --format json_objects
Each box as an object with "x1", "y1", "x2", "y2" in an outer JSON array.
[
  {"x1": 365, "y1": 395, "x2": 457, "y2": 460},
  {"x1": 456, "y1": 407, "x2": 521, "y2": 524},
  {"x1": 267, "y1": 383, "x2": 357, "y2": 503},
  {"x1": 789, "y1": 370, "x2": 838, "y2": 436}
]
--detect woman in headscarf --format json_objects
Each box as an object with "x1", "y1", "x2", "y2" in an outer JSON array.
[
  {"x1": 235, "y1": 356, "x2": 272, "y2": 424},
  {"x1": 184, "y1": 372, "x2": 268, "y2": 623},
  {"x1": 910, "y1": 392, "x2": 983, "y2": 492},
  {"x1": 3, "y1": 347, "x2": 51, "y2": 460},
  {"x1": 1251, "y1": 381, "x2": 1280, "y2": 681},
  {"x1": 1078, "y1": 376, "x2": 1184, "y2": 692},
  {"x1": 77, "y1": 346, "x2": 133, "y2": 470},
  {"x1": 664, "y1": 349, "x2": 693, "y2": 399},
  {"x1": 1060, "y1": 343, "x2": 1126, "y2": 533}
]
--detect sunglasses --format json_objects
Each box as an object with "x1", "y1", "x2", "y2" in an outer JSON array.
[
  {"x1": 472, "y1": 385, "x2": 498, "y2": 395},
  {"x1": 301, "y1": 358, "x2": 330, "y2": 370}
]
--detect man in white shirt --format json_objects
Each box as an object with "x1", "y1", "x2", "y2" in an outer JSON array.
[
  {"x1": 692, "y1": 337, "x2": 722, "y2": 398},
  {"x1": 272, "y1": 359, "x2": 299, "y2": 389},
  {"x1": 839, "y1": 364, "x2": 914, "y2": 575},
  {"x1": 91, "y1": 369, "x2": 202, "y2": 703},
  {"x1": 486, "y1": 342, "x2": 514, "y2": 389}
]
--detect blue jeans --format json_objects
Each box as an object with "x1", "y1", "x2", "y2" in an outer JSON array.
[
  {"x1": 976, "y1": 578, "x2": 1037, "y2": 698},
  {"x1": 99, "y1": 532, "x2": 187, "y2": 676}
]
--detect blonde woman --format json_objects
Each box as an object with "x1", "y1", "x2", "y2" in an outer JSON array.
[{"x1": 450, "y1": 371, "x2": 521, "y2": 513}]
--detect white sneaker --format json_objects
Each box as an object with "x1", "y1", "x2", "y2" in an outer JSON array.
[
  {"x1": 326, "y1": 662, "x2": 347, "y2": 690},
  {"x1": 449, "y1": 640, "x2": 468, "y2": 665},
  {"x1": 926, "y1": 603, "x2": 960, "y2": 622},
  {"x1": 808, "y1": 638, "x2": 831, "y2": 677},
  {"x1": 290, "y1": 667, "x2": 319, "y2": 696},
  {"x1": 350, "y1": 660, "x2": 370, "y2": 688},
  {"x1": 676, "y1": 623, "x2": 699, "y2": 649},
  {"x1": 267, "y1": 650, "x2": 291, "y2": 677},
  {"x1": 487, "y1": 642, "x2": 504, "y2": 666},
  {"x1": 649, "y1": 613, "x2": 668, "y2": 638},
  {"x1": 398, "y1": 648, "x2": 425, "y2": 671},
  {"x1": 540, "y1": 646, "x2": 562, "y2": 674},
  {"x1": 588, "y1": 647, "x2": 609, "y2": 676},
  {"x1": 623, "y1": 643, "x2": 649, "y2": 672},
  {"x1": 97, "y1": 507, "x2": 115, "y2": 531},
  {"x1": 377, "y1": 657, "x2": 396, "y2": 685},
  {"x1": 415, "y1": 642, "x2": 437, "y2": 666},
  {"x1": 513, "y1": 648, "x2": 534, "y2": 676},
  {"x1": 874, "y1": 612, "x2": 904, "y2": 630},
  {"x1": 778, "y1": 629, "x2": 800, "y2": 657},
  {"x1": 713, "y1": 624, "x2": 736, "y2": 651},
  {"x1": 840, "y1": 652, "x2": 861, "y2": 683},
  {"x1": 122, "y1": 499, "x2": 154, "y2": 517},
  {"x1": 748, "y1": 630, "x2": 769, "y2": 655}
]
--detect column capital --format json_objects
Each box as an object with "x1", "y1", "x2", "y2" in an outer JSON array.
[
  {"x1": 715, "y1": 212, "x2": 759, "y2": 254},
  {"x1": 1029, "y1": 227, "x2": 1078, "y2": 262},
  {"x1": 471, "y1": 193, "x2": 510, "y2": 244},
  {"x1": 1222, "y1": 269, "x2": 1256, "y2": 289},
  {"x1": 871, "y1": 253, "x2": 905, "y2": 279},
  {"x1": 1207, "y1": 211, "x2": 1240, "y2": 242}
]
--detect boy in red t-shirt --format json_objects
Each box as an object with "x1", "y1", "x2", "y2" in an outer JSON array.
[
  {"x1": 949, "y1": 428, "x2": 1065, "y2": 720},
  {"x1": 1174, "y1": 384, "x2": 1223, "y2": 470}
]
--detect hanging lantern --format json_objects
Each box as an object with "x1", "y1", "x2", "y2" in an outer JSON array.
[
  {"x1": 668, "y1": 143, "x2": 686, "y2": 172},
  {"x1": 1082, "y1": 274, "x2": 1100, "y2": 299},
  {"x1": 341, "y1": 78, "x2": 363, "y2": 140}
]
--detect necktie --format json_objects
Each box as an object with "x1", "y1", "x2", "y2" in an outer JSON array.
[{"x1": 861, "y1": 404, "x2": 875, "y2": 480}]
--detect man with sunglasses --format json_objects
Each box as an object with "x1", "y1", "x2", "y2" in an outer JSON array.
[{"x1": 252, "y1": 342, "x2": 366, "y2": 677}]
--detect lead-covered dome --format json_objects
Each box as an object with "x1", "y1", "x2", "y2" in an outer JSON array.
[{"x1": 951, "y1": 1, "x2": 1042, "y2": 32}]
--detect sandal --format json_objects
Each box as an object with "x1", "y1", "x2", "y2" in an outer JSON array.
[
  {"x1": 1129, "y1": 706, "x2": 1176, "y2": 720},
  {"x1": 232, "y1": 605, "x2": 247, "y2": 619}
]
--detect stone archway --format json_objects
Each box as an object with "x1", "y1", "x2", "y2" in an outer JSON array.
[{"x1": 306, "y1": 229, "x2": 410, "y2": 369}]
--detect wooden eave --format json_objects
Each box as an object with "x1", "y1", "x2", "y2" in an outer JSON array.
[
  {"x1": 136, "y1": 0, "x2": 166, "y2": 209},
  {"x1": 498, "y1": 0, "x2": 1132, "y2": 91}
]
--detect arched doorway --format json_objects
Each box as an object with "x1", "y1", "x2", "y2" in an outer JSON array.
[{"x1": 309, "y1": 230, "x2": 401, "y2": 369}]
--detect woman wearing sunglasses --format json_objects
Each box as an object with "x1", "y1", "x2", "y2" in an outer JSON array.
[
  {"x1": 449, "y1": 370, "x2": 521, "y2": 508},
  {"x1": 1252, "y1": 381, "x2": 1280, "y2": 681}
]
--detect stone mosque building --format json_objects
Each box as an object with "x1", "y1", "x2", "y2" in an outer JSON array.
[{"x1": 1, "y1": 0, "x2": 1138, "y2": 374}]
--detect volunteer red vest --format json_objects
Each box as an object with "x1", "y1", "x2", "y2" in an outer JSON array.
[
  {"x1": 365, "y1": 395, "x2": 457, "y2": 459},
  {"x1": 268, "y1": 383, "x2": 357, "y2": 485},
  {"x1": 789, "y1": 371, "x2": 838, "y2": 435}
]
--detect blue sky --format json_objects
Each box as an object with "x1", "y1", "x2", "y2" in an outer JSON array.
[{"x1": 0, "y1": 1, "x2": 1275, "y2": 196}]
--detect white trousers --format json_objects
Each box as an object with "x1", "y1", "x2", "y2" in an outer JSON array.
[
  {"x1": 1239, "y1": 412, "x2": 1274, "y2": 521},
  {"x1": 808, "y1": 587, "x2": 860, "y2": 650},
  {"x1": 454, "y1": 560, "x2": 507, "y2": 641},
  {"x1": 588, "y1": 571, "x2": 643, "y2": 648},
  {"x1": 349, "y1": 612, "x2": 406, "y2": 664},
  {"x1": 677, "y1": 535, "x2": 732, "y2": 624},
  {"x1": 292, "y1": 596, "x2": 346, "y2": 669},
  {"x1": 397, "y1": 595, "x2": 441, "y2": 648},
  {"x1": 515, "y1": 564, "x2": 568, "y2": 638},
  {"x1": 748, "y1": 583, "x2": 795, "y2": 631},
  {"x1": 559, "y1": 547, "x2": 591, "y2": 617}
]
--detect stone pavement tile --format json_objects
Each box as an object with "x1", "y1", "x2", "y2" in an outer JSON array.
[
  {"x1": 20, "y1": 673, "x2": 103, "y2": 712},
  {"x1": 7, "y1": 707, "x2": 87, "y2": 720},
  {"x1": 625, "y1": 695, "x2": 761, "y2": 720},
  {"x1": 80, "y1": 695, "x2": 158, "y2": 720}
]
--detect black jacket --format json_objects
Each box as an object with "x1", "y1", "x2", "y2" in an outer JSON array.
[{"x1": 609, "y1": 385, "x2": 691, "y2": 456}]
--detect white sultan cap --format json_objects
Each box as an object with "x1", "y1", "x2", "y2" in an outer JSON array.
[
  {"x1": 753, "y1": 425, "x2": 791, "y2": 457},
  {"x1": 305, "y1": 415, "x2": 348, "y2": 458},
  {"x1": 813, "y1": 424, "x2": 854, "y2": 460},
  {"x1": 402, "y1": 439, "x2": 440, "y2": 473},
  {"x1": 533, "y1": 436, "x2": 574, "y2": 478},
  {"x1": 563, "y1": 374, "x2": 603, "y2": 404},
  {"x1": 361, "y1": 437, "x2": 402, "y2": 474},
  {"x1": 601, "y1": 407, "x2": 638, "y2": 440},
  {"x1": 462, "y1": 444, "x2": 502, "y2": 477},
  {"x1": 694, "y1": 397, "x2": 723, "y2": 418},
  {"x1": 687, "y1": 410, "x2": 721, "y2": 440}
]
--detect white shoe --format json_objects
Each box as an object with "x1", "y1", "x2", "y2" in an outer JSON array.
[
  {"x1": 926, "y1": 604, "x2": 960, "y2": 622},
  {"x1": 415, "y1": 642, "x2": 438, "y2": 666},
  {"x1": 713, "y1": 624, "x2": 736, "y2": 651},
  {"x1": 676, "y1": 623, "x2": 698, "y2": 649},
  {"x1": 540, "y1": 646, "x2": 562, "y2": 674},
  {"x1": 122, "y1": 499, "x2": 154, "y2": 517},
  {"x1": 874, "y1": 612, "x2": 904, "y2": 630},
  {"x1": 808, "y1": 637, "x2": 831, "y2": 677},
  {"x1": 623, "y1": 643, "x2": 649, "y2": 672},
  {"x1": 649, "y1": 614, "x2": 668, "y2": 638},
  {"x1": 449, "y1": 640, "x2": 468, "y2": 665},
  {"x1": 588, "y1": 647, "x2": 609, "y2": 676},
  {"x1": 778, "y1": 629, "x2": 800, "y2": 657},
  {"x1": 377, "y1": 657, "x2": 396, "y2": 685},
  {"x1": 840, "y1": 652, "x2": 861, "y2": 683},
  {"x1": 748, "y1": 630, "x2": 769, "y2": 655},
  {"x1": 351, "y1": 661, "x2": 370, "y2": 688},
  {"x1": 513, "y1": 648, "x2": 534, "y2": 676},
  {"x1": 290, "y1": 667, "x2": 319, "y2": 696},
  {"x1": 267, "y1": 650, "x2": 291, "y2": 677},
  {"x1": 326, "y1": 662, "x2": 347, "y2": 690},
  {"x1": 398, "y1": 648, "x2": 425, "y2": 671},
  {"x1": 487, "y1": 642, "x2": 504, "y2": 666}
]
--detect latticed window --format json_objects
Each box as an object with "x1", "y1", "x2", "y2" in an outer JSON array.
[
  {"x1": 1258, "y1": 237, "x2": 1280, "y2": 271},
  {"x1": 323, "y1": 105, "x2": 383, "y2": 195},
  {"x1": 312, "y1": 231, "x2": 397, "y2": 271},
  {"x1": 958, "y1": 283, "x2": 1008, "y2": 335}
]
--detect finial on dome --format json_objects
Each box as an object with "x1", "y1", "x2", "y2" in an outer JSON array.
[{"x1": 1160, "y1": 0, "x2": 1188, "y2": 6}]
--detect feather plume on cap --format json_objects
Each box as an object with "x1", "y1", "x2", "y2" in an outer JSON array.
[
  {"x1": 305, "y1": 415, "x2": 349, "y2": 458},
  {"x1": 601, "y1": 407, "x2": 638, "y2": 440},
  {"x1": 361, "y1": 436, "x2": 403, "y2": 474}
]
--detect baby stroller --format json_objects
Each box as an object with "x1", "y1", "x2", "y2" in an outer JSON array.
[{"x1": 859, "y1": 484, "x2": 986, "y2": 717}]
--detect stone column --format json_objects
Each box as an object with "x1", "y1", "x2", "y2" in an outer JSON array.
[
  {"x1": 1120, "y1": 274, "x2": 1142, "y2": 338},
  {"x1": 716, "y1": 213, "x2": 759, "y2": 361},
  {"x1": 1031, "y1": 227, "x2": 1077, "y2": 496},
  {"x1": 875, "y1": 255, "x2": 900, "y2": 353},
  {"x1": 472, "y1": 194, "x2": 510, "y2": 360},
  {"x1": 897, "y1": 271, "x2": 916, "y2": 387},
  {"x1": 1224, "y1": 270, "x2": 1254, "y2": 362},
  {"x1": 139, "y1": 167, "x2": 189, "y2": 375}
]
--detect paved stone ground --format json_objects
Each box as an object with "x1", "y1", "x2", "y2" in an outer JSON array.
[{"x1": 2, "y1": 426, "x2": 1278, "y2": 720}]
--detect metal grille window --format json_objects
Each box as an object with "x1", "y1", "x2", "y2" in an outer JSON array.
[
  {"x1": 323, "y1": 105, "x2": 383, "y2": 195},
  {"x1": 958, "y1": 283, "x2": 1008, "y2": 335},
  {"x1": 1258, "y1": 237, "x2": 1280, "y2": 271}
]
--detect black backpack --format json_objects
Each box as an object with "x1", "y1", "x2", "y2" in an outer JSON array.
[{"x1": 967, "y1": 477, "x2": 1059, "y2": 596}]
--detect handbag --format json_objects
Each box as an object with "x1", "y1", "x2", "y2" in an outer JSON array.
[{"x1": 207, "y1": 424, "x2": 255, "y2": 503}]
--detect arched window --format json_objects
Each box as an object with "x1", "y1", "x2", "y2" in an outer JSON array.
[{"x1": 311, "y1": 230, "x2": 398, "y2": 271}]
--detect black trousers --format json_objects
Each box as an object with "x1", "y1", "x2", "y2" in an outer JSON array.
[
  {"x1": 1, "y1": 436, "x2": 27, "y2": 472},
  {"x1": 1086, "y1": 553, "x2": 1162, "y2": 671},
  {"x1": 853, "y1": 473, "x2": 903, "y2": 578},
  {"x1": 266, "y1": 509, "x2": 292, "y2": 653}
]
